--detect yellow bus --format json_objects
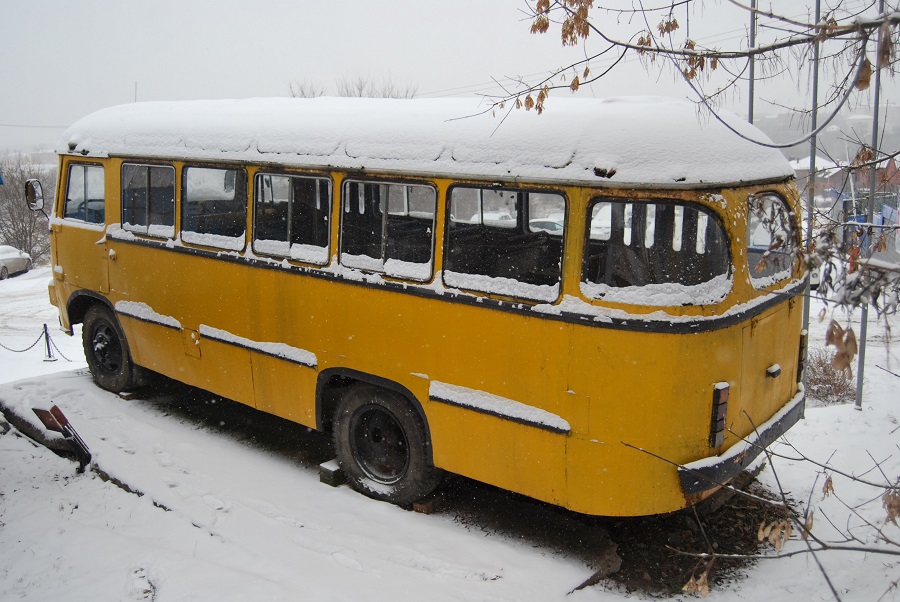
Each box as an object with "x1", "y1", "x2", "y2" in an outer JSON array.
[{"x1": 26, "y1": 97, "x2": 807, "y2": 516}]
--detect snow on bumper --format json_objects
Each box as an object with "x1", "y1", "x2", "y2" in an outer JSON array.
[{"x1": 678, "y1": 386, "x2": 805, "y2": 496}]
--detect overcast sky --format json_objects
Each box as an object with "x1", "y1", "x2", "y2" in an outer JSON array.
[{"x1": 2, "y1": 0, "x2": 894, "y2": 153}]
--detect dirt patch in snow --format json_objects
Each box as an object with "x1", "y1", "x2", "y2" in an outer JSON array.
[{"x1": 435, "y1": 470, "x2": 782, "y2": 596}]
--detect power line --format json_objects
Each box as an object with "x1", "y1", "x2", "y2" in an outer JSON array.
[
  {"x1": 418, "y1": 6, "x2": 849, "y2": 99},
  {"x1": 0, "y1": 123, "x2": 67, "y2": 130}
]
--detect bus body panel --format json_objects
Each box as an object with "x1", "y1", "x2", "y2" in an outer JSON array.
[{"x1": 563, "y1": 300, "x2": 801, "y2": 515}]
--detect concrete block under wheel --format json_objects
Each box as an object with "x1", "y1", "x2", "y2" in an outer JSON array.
[{"x1": 319, "y1": 459, "x2": 345, "y2": 487}]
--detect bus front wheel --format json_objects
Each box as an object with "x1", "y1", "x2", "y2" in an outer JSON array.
[
  {"x1": 82, "y1": 304, "x2": 136, "y2": 393},
  {"x1": 333, "y1": 385, "x2": 441, "y2": 506}
]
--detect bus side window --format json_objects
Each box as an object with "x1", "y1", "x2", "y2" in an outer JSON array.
[
  {"x1": 445, "y1": 186, "x2": 565, "y2": 294},
  {"x1": 340, "y1": 180, "x2": 436, "y2": 280},
  {"x1": 253, "y1": 173, "x2": 331, "y2": 265},
  {"x1": 181, "y1": 166, "x2": 247, "y2": 250},
  {"x1": 64, "y1": 164, "x2": 105, "y2": 224},
  {"x1": 122, "y1": 163, "x2": 175, "y2": 238}
]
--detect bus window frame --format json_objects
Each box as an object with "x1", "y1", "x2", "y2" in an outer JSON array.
[
  {"x1": 580, "y1": 197, "x2": 733, "y2": 300},
  {"x1": 62, "y1": 162, "x2": 106, "y2": 225},
  {"x1": 251, "y1": 170, "x2": 333, "y2": 266},
  {"x1": 180, "y1": 163, "x2": 248, "y2": 251},
  {"x1": 120, "y1": 161, "x2": 177, "y2": 239},
  {"x1": 443, "y1": 183, "x2": 567, "y2": 301},
  {"x1": 746, "y1": 191, "x2": 800, "y2": 289},
  {"x1": 338, "y1": 177, "x2": 438, "y2": 282}
]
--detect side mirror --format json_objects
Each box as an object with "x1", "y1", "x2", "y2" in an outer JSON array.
[{"x1": 25, "y1": 179, "x2": 45, "y2": 212}]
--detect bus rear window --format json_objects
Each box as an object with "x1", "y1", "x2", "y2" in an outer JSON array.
[{"x1": 581, "y1": 199, "x2": 731, "y2": 305}]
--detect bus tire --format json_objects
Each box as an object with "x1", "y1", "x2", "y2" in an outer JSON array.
[
  {"x1": 82, "y1": 304, "x2": 135, "y2": 393},
  {"x1": 333, "y1": 385, "x2": 441, "y2": 506}
]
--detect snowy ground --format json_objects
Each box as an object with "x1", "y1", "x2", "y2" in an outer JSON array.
[{"x1": 1, "y1": 268, "x2": 898, "y2": 601}]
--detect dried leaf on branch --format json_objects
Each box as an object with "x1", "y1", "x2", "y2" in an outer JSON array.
[
  {"x1": 802, "y1": 510, "x2": 815, "y2": 539},
  {"x1": 559, "y1": 0, "x2": 592, "y2": 46},
  {"x1": 852, "y1": 145, "x2": 876, "y2": 167},
  {"x1": 825, "y1": 320, "x2": 858, "y2": 371},
  {"x1": 658, "y1": 17, "x2": 679, "y2": 36},
  {"x1": 531, "y1": 15, "x2": 550, "y2": 34},
  {"x1": 885, "y1": 489, "x2": 900, "y2": 526},
  {"x1": 855, "y1": 58, "x2": 873, "y2": 90}
]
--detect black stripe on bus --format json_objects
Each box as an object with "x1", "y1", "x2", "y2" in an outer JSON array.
[
  {"x1": 115, "y1": 304, "x2": 317, "y2": 368},
  {"x1": 105, "y1": 235, "x2": 805, "y2": 335},
  {"x1": 429, "y1": 394, "x2": 571, "y2": 435}
]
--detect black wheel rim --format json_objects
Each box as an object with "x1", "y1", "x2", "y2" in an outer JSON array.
[
  {"x1": 91, "y1": 320, "x2": 123, "y2": 374},
  {"x1": 350, "y1": 405, "x2": 410, "y2": 484}
]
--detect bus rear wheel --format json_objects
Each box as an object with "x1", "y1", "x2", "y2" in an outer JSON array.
[
  {"x1": 82, "y1": 304, "x2": 136, "y2": 393},
  {"x1": 333, "y1": 385, "x2": 441, "y2": 506}
]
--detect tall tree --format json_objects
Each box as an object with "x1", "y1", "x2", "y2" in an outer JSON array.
[{"x1": 0, "y1": 154, "x2": 54, "y2": 262}]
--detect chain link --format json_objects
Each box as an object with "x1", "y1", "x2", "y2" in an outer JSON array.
[
  {"x1": 47, "y1": 333, "x2": 75, "y2": 362},
  {"x1": 0, "y1": 326, "x2": 77, "y2": 362},
  {"x1": 0, "y1": 332, "x2": 46, "y2": 354}
]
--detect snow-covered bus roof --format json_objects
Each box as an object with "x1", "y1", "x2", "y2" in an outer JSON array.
[{"x1": 60, "y1": 96, "x2": 793, "y2": 188}]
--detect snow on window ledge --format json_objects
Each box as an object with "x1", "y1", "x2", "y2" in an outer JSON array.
[
  {"x1": 181, "y1": 230, "x2": 245, "y2": 251},
  {"x1": 580, "y1": 273, "x2": 733, "y2": 307},
  {"x1": 340, "y1": 253, "x2": 384, "y2": 273},
  {"x1": 749, "y1": 270, "x2": 795, "y2": 290},
  {"x1": 290, "y1": 243, "x2": 329, "y2": 265},
  {"x1": 122, "y1": 222, "x2": 175, "y2": 239},
  {"x1": 384, "y1": 258, "x2": 432, "y2": 282},
  {"x1": 252, "y1": 239, "x2": 290, "y2": 257},
  {"x1": 255, "y1": 240, "x2": 329, "y2": 265},
  {"x1": 443, "y1": 271, "x2": 559, "y2": 303}
]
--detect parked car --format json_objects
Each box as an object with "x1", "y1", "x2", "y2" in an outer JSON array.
[
  {"x1": 529, "y1": 218, "x2": 565, "y2": 234},
  {"x1": 0, "y1": 245, "x2": 33, "y2": 279}
]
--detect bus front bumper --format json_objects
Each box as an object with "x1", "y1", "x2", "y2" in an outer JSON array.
[{"x1": 677, "y1": 387, "x2": 805, "y2": 497}]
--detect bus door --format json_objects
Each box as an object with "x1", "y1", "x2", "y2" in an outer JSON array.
[{"x1": 52, "y1": 161, "x2": 110, "y2": 295}]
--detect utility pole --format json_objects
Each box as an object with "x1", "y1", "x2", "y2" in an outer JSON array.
[
  {"x1": 803, "y1": 0, "x2": 821, "y2": 377},
  {"x1": 748, "y1": 0, "x2": 756, "y2": 124},
  {"x1": 856, "y1": 0, "x2": 885, "y2": 410}
]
